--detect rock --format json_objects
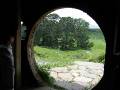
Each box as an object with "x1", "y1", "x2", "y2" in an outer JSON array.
[
  {"x1": 50, "y1": 67, "x2": 68, "y2": 73},
  {"x1": 50, "y1": 72, "x2": 58, "y2": 79},
  {"x1": 71, "y1": 72, "x2": 80, "y2": 77},
  {"x1": 74, "y1": 76, "x2": 92, "y2": 83},
  {"x1": 58, "y1": 73, "x2": 73, "y2": 81}
]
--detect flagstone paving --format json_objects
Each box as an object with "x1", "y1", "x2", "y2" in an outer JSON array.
[{"x1": 48, "y1": 61, "x2": 104, "y2": 90}]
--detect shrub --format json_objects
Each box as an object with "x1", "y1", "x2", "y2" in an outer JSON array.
[{"x1": 97, "y1": 54, "x2": 105, "y2": 63}]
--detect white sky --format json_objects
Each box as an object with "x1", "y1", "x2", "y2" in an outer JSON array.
[{"x1": 51, "y1": 8, "x2": 99, "y2": 29}]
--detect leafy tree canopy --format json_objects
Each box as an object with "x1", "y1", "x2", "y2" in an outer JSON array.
[{"x1": 34, "y1": 13, "x2": 93, "y2": 50}]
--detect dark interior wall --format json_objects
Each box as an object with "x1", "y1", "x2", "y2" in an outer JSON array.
[
  {"x1": 1, "y1": 0, "x2": 20, "y2": 89},
  {"x1": 21, "y1": 0, "x2": 120, "y2": 90},
  {"x1": 0, "y1": 1, "x2": 18, "y2": 38}
]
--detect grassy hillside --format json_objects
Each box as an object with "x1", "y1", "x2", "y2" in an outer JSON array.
[{"x1": 33, "y1": 29, "x2": 106, "y2": 68}]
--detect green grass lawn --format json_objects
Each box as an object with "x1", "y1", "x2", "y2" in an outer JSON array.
[{"x1": 33, "y1": 31, "x2": 106, "y2": 68}]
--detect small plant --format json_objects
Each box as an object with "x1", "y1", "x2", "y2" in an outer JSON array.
[
  {"x1": 37, "y1": 65, "x2": 67, "y2": 90},
  {"x1": 97, "y1": 54, "x2": 105, "y2": 63},
  {"x1": 37, "y1": 65, "x2": 55, "y2": 86}
]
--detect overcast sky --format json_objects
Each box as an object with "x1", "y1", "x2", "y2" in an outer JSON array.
[{"x1": 50, "y1": 8, "x2": 100, "y2": 29}]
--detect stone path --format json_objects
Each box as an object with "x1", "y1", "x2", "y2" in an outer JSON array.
[{"x1": 48, "y1": 61, "x2": 104, "y2": 90}]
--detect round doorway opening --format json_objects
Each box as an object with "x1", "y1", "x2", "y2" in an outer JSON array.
[{"x1": 27, "y1": 7, "x2": 106, "y2": 90}]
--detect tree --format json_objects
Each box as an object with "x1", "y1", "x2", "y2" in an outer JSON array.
[
  {"x1": 33, "y1": 13, "x2": 93, "y2": 50},
  {"x1": 57, "y1": 17, "x2": 76, "y2": 49},
  {"x1": 34, "y1": 17, "x2": 58, "y2": 47}
]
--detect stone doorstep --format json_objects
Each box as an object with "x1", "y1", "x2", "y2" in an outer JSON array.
[
  {"x1": 54, "y1": 77, "x2": 93, "y2": 87},
  {"x1": 54, "y1": 80, "x2": 85, "y2": 90},
  {"x1": 71, "y1": 72, "x2": 80, "y2": 77},
  {"x1": 48, "y1": 61, "x2": 104, "y2": 90},
  {"x1": 80, "y1": 72, "x2": 101, "y2": 79},
  {"x1": 58, "y1": 73, "x2": 73, "y2": 81},
  {"x1": 73, "y1": 76, "x2": 92, "y2": 83},
  {"x1": 50, "y1": 72, "x2": 58, "y2": 79}
]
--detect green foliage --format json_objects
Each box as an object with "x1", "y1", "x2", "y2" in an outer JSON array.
[
  {"x1": 37, "y1": 65, "x2": 55, "y2": 86},
  {"x1": 97, "y1": 54, "x2": 105, "y2": 63},
  {"x1": 34, "y1": 29, "x2": 106, "y2": 66},
  {"x1": 34, "y1": 36, "x2": 106, "y2": 68},
  {"x1": 33, "y1": 14, "x2": 93, "y2": 50}
]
